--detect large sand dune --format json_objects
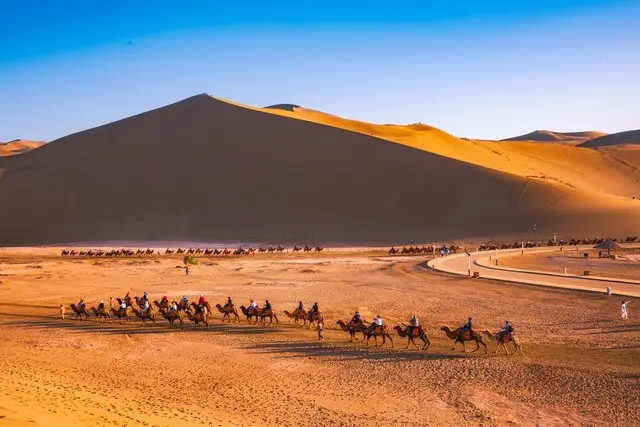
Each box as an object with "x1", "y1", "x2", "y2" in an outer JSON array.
[
  {"x1": 578, "y1": 129, "x2": 640, "y2": 148},
  {"x1": 0, "y1": 95, "x2": 638, "y2": 246}
]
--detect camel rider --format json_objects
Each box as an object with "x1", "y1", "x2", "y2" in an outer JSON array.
[
  {"x1": 264, "y1": 300, "x2": 272, "y2": 312},
  {"x1": 161, "y1": 295, "x2": 169, "y2": 305},
  {"x1": 98, "y1": 299, "x2": 104, "y2": 310},
  {"x1": 225, "y1": 296, "x2": 233, "y2": 308},
  {"x1": 297, "y1": 301, "x2": 304, "y2": 311},
  {"x1": 198, "y1": 294, "x2": 206, "y2": 306},
  {"x1": 409, "y1": 315, "x2": 419, "y2": 328},
  {"x1": 248, "y1": 299, "x2": 258, "y2": 313},
  {"x1": 181, "y1": 295, "x2": 188, "y2": 305},
  {"x1": 350, "y1": 311, "x2": 361, "y2": 326},
  {"x1": 311, "y1": 302, "x2": 319, "y2": 315},
  {"x1": 120, "y1": 300, "x2": 127, "y2": 310},
  {"x1": 143, "y1": 292, "x2": 149, "y2": 304},
  {"x1": 141, "y1": 299, "x2": 150, "y2": 318},
  {"x1": 374, "y1": 315, "x2": 383, "y2": 330},
  {"x1": 78, "y1": 299, "x2": 85, "y2": 310},
  {"x1": 461, "y1": 317, "x2": 473, "y2": 338},
  {"x1": 502, "y1": 320, "x2": 514, "y2": 337},
  {"x1": 170, "y1": 301, "x2": 178, "y2": 312}
]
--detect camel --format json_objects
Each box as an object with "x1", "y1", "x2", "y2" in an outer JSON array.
[
  {"x1": 204, "y1": 249, "x2": 213, "y2": 255},
  {"x1": 485, "y1": 331, "x2": 523, "y2": 355},
  {"x1": 132, "y1": 306, "x2": 156, "y2": 325},
  {"x1": 283, "y1": 309, "x2": 308, "y2": 327},
  {"x1": 394, "y1": 325, "x2": 430, "y2": 350},
  {"x1": 214, "y1": 249, "x2": 222, "y2": 255},
  {"x1": 215, "y1": 303, "x2": 240, "y2": 322},
  {"x1": 110, "y1": 306, "x2": 133, "y2": 323},
  {"x1": 61, "y1": 249, "x2": 70, "y2": 256},
  {"x1": 276, "y1": 246, "x2": 285, "y2": 252},
  {"x1": 314, "y1": 246, "x2": 324, "y2": 252},
  {"x1": 160, "y1": 307, "x2": 184, "y2": 328},
  {"x1": 336, "y1": 320, "x2": 367, "y2": 342},
  {"x1": 145, "y1": 248, "x2": 154, "y2": 255},
  {"x1": 185, "y1": 305, "x2": 209, "y2": 329},
  {"x1": 90, "y1": 305, "x2": 111, "y2": 322},
  {"x1": 440, "y1": 326, "x2": 487, "y2": 354},
  {"x1": 70, "y1": 303, "x2": 90, "y2": 320},
  {"x1": 259, "y1": 308, "x2": 279, "y2": 326},
  {"x1": 154, "y1": 300, "x2": 169, "y2": 311},
  {"x1": 267, "y1": 246, "x2": 276, "y2": 252},
  {"x1": 303, "y1": 245, "x2": 312, "y2": 252},
  {"x1": 258, "y1": 247, "x2": 267, "y2": 253},
  {"x1": 195, "y1": 248, "x2": 203, "y2": 254},
  {"x1": 176, "y1": 248, "x2": 185, "y2": 254},
  {"x1": 165, "y1": 249, "x2": 174, "y2": 255},
  {"x1": 176, "y1": 298, "x2": 190, "y2": 311},
  {"x1": 116, "y1": 296, "x2": 133, "y2": 308},
  {"x1": 292, "y1": 246, "x2": 302, "y2": 252},
  {"x1": 388, "y1": 247, "x2": 398, "y2": 255},
  {"x1": 362, "y1": 324, "x2": 394, "y2": 347},
  {"x1": 233, "y1": 247, "x2": 246, "y2": 256},
  {"x1": 240, "y1": 305, "x2": 261, "y2": 324}
]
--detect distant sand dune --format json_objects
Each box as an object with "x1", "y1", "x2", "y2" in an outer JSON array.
[
  {"x1": 578, "y1": 129, "x2": 640, "y2": 148},
  {"x1": 0, "y1": 139, "x2": 46, "y2": 156},
  {"x1": 0, "y1": 95, "x2": 637, "y2": 246},
  {"x1": 501, "y1": 130, "x2": 607, "y2": 144}
]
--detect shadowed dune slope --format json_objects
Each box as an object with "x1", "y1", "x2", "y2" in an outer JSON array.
[
  {"x1": 0, "y1": 94, "x2": 638, "y2": 246},
  {"x1": 579, "y1": 129, "x2": 640, "y2": 148},
  {"x1": 0, "y1": 139, "x2": 46, "y2": 156}
]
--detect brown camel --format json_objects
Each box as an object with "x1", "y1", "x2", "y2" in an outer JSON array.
[
  {"x1": 440, "y1": 326, "x2": 487, "y2": 353},
  {"x1": 132, "y1": 306, "x2": 156, "y2": 325},
  {"x1": 110, "y1": 306, "x2": 133, "y2": 323},
  {"x1": 160, "y1": 307, "x2": 184, "y2": 328},
  {"x1": 362, "y1": 324, "x2": 394, "y2": 347},
  {"x1": 283, "y1": 309, "x2": 308, "y2": 327},
  {"x1": 185, "y1": 305, "x2": 209, "y2": 329},
  {"x1": 70, "y1": 303, "x2": 90, "y2": 320},
  {"x1": 240, "y1": 305, "x2": 261, "y2": 324},
  {"x1": 90, "y1": 305, "x2": 111, "y2": 322},
  {"x1": 215, "y1": 303, "x2": 239, "y2": 322},
  {"x1": 259, "y1": 308, "x2": 279, "y2": 326},
  {"x1": 485, "y1": 331, "x2": 523, "y2": 355},
  {"x1": 336, "y1": 320, "x2": 367, "y2": 342},
  {"x1": 394, "y1": 325, "x2": 430, "y2": 350},
  {"x1": 154, "y1": 300, "x2": 169, "y2": 311}
]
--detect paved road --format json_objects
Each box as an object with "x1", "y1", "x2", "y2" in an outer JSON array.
[{"x1": 427, "y1": 246, "x2": 640, "y2": 298}]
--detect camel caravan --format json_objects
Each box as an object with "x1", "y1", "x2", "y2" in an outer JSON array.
[
  {"x1": 59, "y1": 245, "x2": 325, "y2": 258},
  {"x1": 68, "y1": 297, "x2": 522, "y2": 356}
]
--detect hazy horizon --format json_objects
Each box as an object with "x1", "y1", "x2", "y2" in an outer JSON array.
[{"x1": 2, "y1": 0, "x2": 639, "y2": 142}]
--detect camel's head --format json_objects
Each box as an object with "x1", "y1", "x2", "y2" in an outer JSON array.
[
  {"x1": 393, "y1": 325, "x2": 401, "y2": 331},
  {"x1": 440, "y1": 326, "x2": 449, "y2": 332}
]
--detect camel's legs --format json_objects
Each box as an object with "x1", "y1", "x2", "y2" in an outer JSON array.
[{"x1": 471, "y1": 341, "x2": 480, "y2": 353}]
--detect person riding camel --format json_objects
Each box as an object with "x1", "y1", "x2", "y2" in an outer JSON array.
[
  {"x1": 310, "y1": 302, "x2": 319, "y2": 316},
  {"x1": 502, "y1": 320, "x2": 514, "y2": 338},
  {"x1": 77, "y1": 299, "x2": 85, "y2": 310},
  {"x1": 248, "y1": 299, "x2": 258, "y2": 314},
  {"x1": 120, "y1": 299, "x2": 127, "y2": 310},
  {"x1": 372, "y1": 315, "x2": 383, "y2": 331},
  {"x1": 225, "y1": 296, "x2": 233, "y2": 309},
  {"x1": 170, "y1": 301, "x2": 178, "y2": 313},
  {"x1": 98, "y1": 299, "x2": 104, "y2": 310},
  {"x1": 264, "y1": 300, "x2": 272, "y2": 313},
  {"x1": 161, "y1": 295, "x2": 169, "y2": 305},
  {"x1": 349, "y1": 311, "x2": 361, "y2": 327},
  {"x1": 181, "y1": 295, "x2": 188, "y2": 306},
  {"x1": 141, "y1": 299, "x2": 150, "y2": 318},
  {"x1": 143, "y1": 292, "x2": 149, "y2": 303},
  {"x1": 297, "y1": 301, "x2": 304, "y2": 312},
  {"x1": 198, "y1": 294, "x2": 206, "y2": 306},
  {"x1": 461, "y1": 317, "x2": 473, "y2": 339}
]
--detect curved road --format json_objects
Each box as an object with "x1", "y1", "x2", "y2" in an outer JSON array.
[{"x1": 427, "y1": 246, "x2": 640, "y2": 298}]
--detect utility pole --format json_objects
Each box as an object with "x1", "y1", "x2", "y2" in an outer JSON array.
[
  {"x1": 533, "y1": 223, "x2": 537, "y2": 247},
  {"x1": 466, "y1": 252, "x2": 471, "y2": 277}
]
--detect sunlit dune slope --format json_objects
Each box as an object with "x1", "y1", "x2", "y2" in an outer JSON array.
[
  {"x1": 0, "y1": 139, "x2": 45, "y2": 156},
  {"x1": 0, "y1": 94, "x2": 637, "y2": 246},
  {"x1": 501, "y1": 130, "x2": 606, "y2": 144},
  {"x1": 579, "y1": 129, "x2": 640, "y2": 148},
  {"x1": 246, "y1": 102, "x2": 639, "y2": 199}
]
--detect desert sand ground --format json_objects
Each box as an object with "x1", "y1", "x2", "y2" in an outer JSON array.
[
  {"x1": 499, "y1": 248, "x2": 640, "y2": 281},
  {"x1": 1, "y1": 247, "x2": 638, "y2": 427}
]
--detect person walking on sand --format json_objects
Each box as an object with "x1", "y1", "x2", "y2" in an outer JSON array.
[
  {"x1": 621, "y1": 300, "x2": 630, "y2": 320},
  {"x1": 60, "y1": 304, "x2": 65, "y2": 320},
  {"x1": 316, "y1": 322, "x2": 324, "y2": 341}
]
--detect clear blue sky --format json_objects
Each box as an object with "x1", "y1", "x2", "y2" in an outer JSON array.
[{"x1": 1, "y1": 0, "x2": 639, "y2": 141}]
